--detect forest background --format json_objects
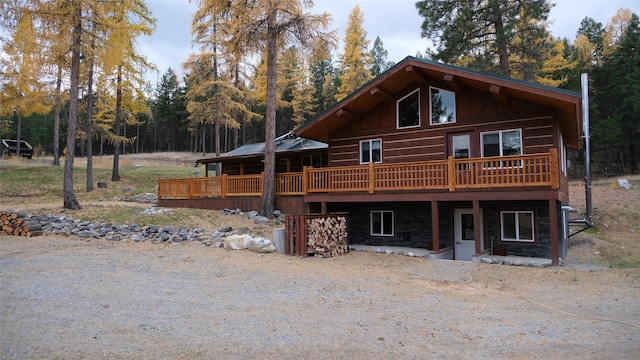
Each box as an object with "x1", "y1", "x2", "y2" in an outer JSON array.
[{"x1": 1, "y1": 0, "x2": 639, "y2": 183}]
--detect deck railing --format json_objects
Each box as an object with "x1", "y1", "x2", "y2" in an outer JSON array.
[{"x1": 158, "y1": 150, "x2": 559, "y2": 199}]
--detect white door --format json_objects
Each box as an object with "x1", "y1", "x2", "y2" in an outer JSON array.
[{"x1": 454, "y1": 209, "x2": 483, "y2": 261}]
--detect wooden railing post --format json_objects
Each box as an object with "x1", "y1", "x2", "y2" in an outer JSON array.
[
  {"x1": 549, "y1": 149, "x2": 559, "y2": 189},
  {"x1": 260, "y1": 172, "x2": 265, "y2": 195},
  {"x1": 302, "y1": 166, "x2": 309, "y2": 195},
  {"x1": 221, "y1": 174, "x2": 227, "y2": 198},
  {"x1": 448, "y1": 156, "x2": 456, "y2": 192},
  {"x1": 369, "y1": 162, "x2": 375, "y2": 193},
  {"x1": 188, "y1": 177, "x2": 195, "y2": 198}
]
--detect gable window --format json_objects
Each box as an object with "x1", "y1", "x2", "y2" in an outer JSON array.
[
  {"x1": 501, "y1": 211, "x2": 535, "y2": 242},
  {"x1": 397, "y1": 89, "x2": 420, "y2": 128},
  {"x1": 430, "y1": 87, "x2": 456, "y2": 125},
  {"x1": 371, "y1": 210, "x2": 394, "y2": 236},
  {"x1": 481, "y1": 129, "x2": 522, "y2": 167},
  {"x1": 360, "y1": 139, "x2": 382, "y2": 164}
]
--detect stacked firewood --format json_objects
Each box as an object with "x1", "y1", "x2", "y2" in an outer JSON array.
[
  {"x1": 0, "y1": 212, "x2": 43, "y2": 237},
  {"x1": 306, "y1": 215, "x2": 349, "y2": 258}
]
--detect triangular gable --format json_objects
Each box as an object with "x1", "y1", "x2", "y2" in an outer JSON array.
[{"x1": 295, "y1": 56, "x2": 582, "y2": 149}]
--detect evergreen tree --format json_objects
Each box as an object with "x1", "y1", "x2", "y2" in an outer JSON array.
[
  {"x1": 309, "y1": 38, "x2": 336, "y2": 114},
  {"x1": 336, "y1": 5, "x2": 372, "y2": 101},
  {"x1": 597, "y1": 13, "x2": 640, "y2": 174},
  {"x1": 370, "y1": 36, "x2": 394, "y2": 77},
  {"x1": 416, "y1": 0, "x2": 551, "y2": 77}
]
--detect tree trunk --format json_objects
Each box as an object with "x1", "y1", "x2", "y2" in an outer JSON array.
[
  {"x1": 111, "y1": 65, "x2": 122, "y2": 182},
  {"x1": 259, "y1": 8, "x2": 278, "y2": 219},
  {"x1": 16, "y1": 112, "x2": 21, "y2": 157},
  {"x1": 86, "y1": 30, "x2": 95, "y2": 192},
  {"x1": 491, "y1": 2, "x2": 511, "y2": 77},
  {"x1": 53, "y1": 64, "x2": 62, "y2": 166},
  {"x1": 63, "y1": 4, "x2": 82, "y2": 210}
]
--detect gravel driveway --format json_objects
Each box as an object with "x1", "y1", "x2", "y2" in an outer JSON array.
[{"x1": 2, "y1": 235, "x2": 639, "y2": 359}]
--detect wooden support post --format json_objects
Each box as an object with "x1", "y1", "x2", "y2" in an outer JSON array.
[
  {"x1": 549, "y1": 149, "x2": 560, "y2": 189},
  {"x1": 549, "y1": 199, "x2": 560, "y2": 266},
  {"x1": 368, "y1": 162, "x2": 375, "y2": 193},
  {"x1": 448, "y1": 156, "x2": 456, "y2": 192},
  {"x1": 321, "y1": 202, "x2": 328, "y2": 214},
  {"x1": 188, "y1": 177, "x2": 195, "y2": 198},
  {"x1": 431, "y1": 201, "x2": 440, "y2": 254},
  {"x1": 473, "y1": 200, "x2": 482, "y2": 256}
]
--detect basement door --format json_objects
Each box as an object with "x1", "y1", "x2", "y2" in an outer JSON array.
[{"x1": 454, "y1": 209, "x2": 484, "y2": 261}]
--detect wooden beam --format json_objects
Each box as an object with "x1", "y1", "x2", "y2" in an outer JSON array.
[
  {"x1": 370, "y1": 86, "x2": 394, "y2": 103},
  {"x1": 406, "y1": 65, "x2": 430, "y2": 85},
  {"x1": 443, "y1": 73, "x2": 463, "y2": 92},
  {"x1": 431, "y1": 201, "x2": 440, "y2": 254},
  {"x1": 473, "y1": 200, "x2": 482, "y2": 256},
  {"x1": 336, "y1": 108, "x2": 361, "y2": 121},
  {"x1": 549, "y1": 199, "x2": 560, "y2": 266},
  {"x1": 489, "y1": 84, "x2": 509, "y2": 104}
]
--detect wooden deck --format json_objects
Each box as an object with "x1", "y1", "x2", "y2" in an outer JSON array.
[{"x1": 158, "y1": 150, "x2": 559, "y2": 199}]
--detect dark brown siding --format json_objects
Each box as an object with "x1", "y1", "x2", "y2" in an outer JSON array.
[{"x1": 328, "y1": 84, "x2": 561, "y2": 166}]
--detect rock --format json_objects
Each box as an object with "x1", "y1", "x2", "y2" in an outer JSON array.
[
  {"x1": 97, "y1": 182, "x2": 108, "y2": 188},
  {"x1": 617, "y1": 179, "x2": 632, "y2": 189},
  {"x1": 224, "y1": 234, "x2": 252, "y2": 250},
  {"x1": 247, "y1": 237, "x2": 276, "y2": 253},
  {"x1": 217, "y1": 226, "x2": 232, "y2": 233},
  {"x1": 254, "y1": 215, "x2": 269, "y2": 224}
]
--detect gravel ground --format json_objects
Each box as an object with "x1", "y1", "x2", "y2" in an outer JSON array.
[{"x1": 1, "y1": 235, "x2": 639, "y2": 359}]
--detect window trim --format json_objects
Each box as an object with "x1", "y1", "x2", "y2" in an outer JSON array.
[
  {"x1": 359, "y1": 139, "x2": 382, "y2": 164},
  {"x1": 500, "y1": 210, "x2": 536, "y2": 243},
  {"x1": 396, "y1": 88, "x2": 421, "y2": 129},
  {"x1": 480, "y1": 128, "x2": 523, "y2": 168},
  {"x1": 429, "y1": 86, "x2": 456, "y2": 125},
  {"x1": 370, "y1": 210, "x2": 394, "y2": 237}
]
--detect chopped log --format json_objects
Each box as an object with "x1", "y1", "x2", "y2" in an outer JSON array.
[{"x1": 0, "y1": 212, "x2": 43, "y2": 237}]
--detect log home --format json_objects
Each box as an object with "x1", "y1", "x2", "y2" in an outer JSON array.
[{"x1": 159, "y1": 57, "x2": 583, "y2": 265}]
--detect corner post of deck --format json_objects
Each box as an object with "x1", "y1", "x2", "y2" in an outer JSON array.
[
  {"x1": 549, "y1": 149, "x2": 559, "y2": 189},
  {"x1": 368, "y1": 162, "x2": 375, "y2": 193},
  {"x1": 431, "y1": 201, "x2": 440, "y2": 254},
  {"x1": 303, "y1": 166, "x2": 309, "y2": 194},
  {"x1": 447, "y1": 156, "x2": 456, "y2": 192},
  {"x1": 221, "y1": 174, "x2": 227, "y2": 198}
]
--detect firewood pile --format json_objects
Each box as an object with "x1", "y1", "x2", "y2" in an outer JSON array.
[
  {"x1": 0, "y1": 212, "x2": 43, "y2": 237},
  {"x1": 306, "y1": 215, "x2": 348, "y2": 258}
]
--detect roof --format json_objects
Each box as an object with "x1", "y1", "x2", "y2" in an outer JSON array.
[
  {"x1": 295, "y1": 56, "x2": 583, "y2": 149},
  {"x1": 2, "y1": 139, "x2": 33, "y2": 152},
  {"x1": 196, "y1": 133, "x2": 327, "y2": 164}
]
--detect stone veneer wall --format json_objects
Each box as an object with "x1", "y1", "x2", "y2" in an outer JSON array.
[{"x1": 484, "y1": 200, "x2": 554, "y2": 259}]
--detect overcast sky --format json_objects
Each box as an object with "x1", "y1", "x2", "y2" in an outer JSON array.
[{"x1": 137, "y1": 0, "x2": 640, "y2": 85}]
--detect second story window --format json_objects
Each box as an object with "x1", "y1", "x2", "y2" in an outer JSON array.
[
  {"x1": 397, "y1": 89, "x2": 420, "y2": 129},
  {"x1": 481, "y1": 129, "x2": 522, "y2": 168},
  {"x1": 360, "y1": 139, "x2": 382, "y2": 164},
  {"x1": 430, "y1": 87, "x2": 456, "y2": 125}
]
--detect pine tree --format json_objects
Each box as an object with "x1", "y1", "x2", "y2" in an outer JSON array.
[
  {"x1": 336, "y1": 5, "x2": 372, "y2": 101},
  {"x1": 370, "y1": 36, "x2": 394, "y2": 77},
  {"x1": 0, "y1": 4, "x2": 51, "y2": 158},
  {"x1": 202, "y1": 0, "x2": 333, "y2": 218},
  {"x1": 416, "y1": 0, "x2": 551, "y2": 77},
  {"x1": 309, "y1": 38, "x2": 336, "y2": 114}
]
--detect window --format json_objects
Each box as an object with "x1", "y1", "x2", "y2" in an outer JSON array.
[
  {"x1": 452, "y1": 135, "x2": 470, "y2": 159},
  {"x1": 360, "y1": 139, "x2": 382, "y2": 164},
  {"x1": 430, "y1": 87, "x2": 456, "y2": 125},
  {"x1": 481, "y1": 129, "x2": 522, "y2": 167},
  {"x1": 397, "y1": 89, "x2": 420, "y2": 128},
  {"x1": 500, "y1": 211, "x2": 535, "y2": 242},
  {"x1": 560, "y1": 134, "x2": 567, "y2": 175},
  {"x1": 371, "y1": 210, "x2": 394, "y2": 236}
]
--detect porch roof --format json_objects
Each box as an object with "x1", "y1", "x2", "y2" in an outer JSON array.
[
  {"x1": 195, "y1": 133, "x2": 327, "y2": 164},
  {"x1": 295, "y1": 56, "x2": 583, "y2": 149}
]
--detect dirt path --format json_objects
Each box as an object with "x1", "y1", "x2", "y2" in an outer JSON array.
[{"x1": 2, "y1": 235, "x2": 639, "y2": 359}]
